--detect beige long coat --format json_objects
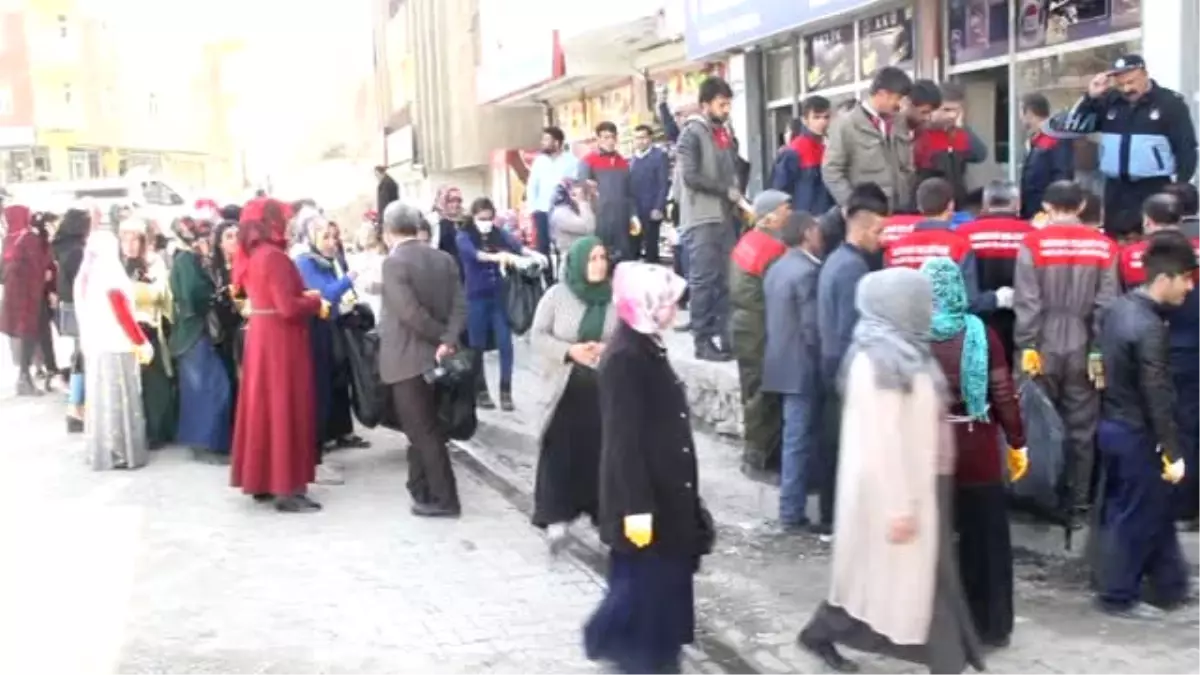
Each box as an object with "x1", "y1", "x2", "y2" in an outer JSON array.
[
  {"x1": 828, "y1": 353, "x2": 951, "y2": 646},
  {"x1": 529, "y1": 282, "x2": 618, "y2": 441}
]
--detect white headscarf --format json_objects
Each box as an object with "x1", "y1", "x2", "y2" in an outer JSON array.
[{"x1": 75, "y1": 230, "x2": 136, "y2": 355}]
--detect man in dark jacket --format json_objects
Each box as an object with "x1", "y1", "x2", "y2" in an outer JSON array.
[
  {"x1": 629, "y1": 124, "x2": 670, "y2": 263},
  {"x1": 771, "y1": 96, "x2": 834, "y2": 215},
  {"x1": 1094, "y1": 230, "x2": 1196, "y2": 619},
  {"x1": 815, "y1": 186, "x2": 889, "y2": 536},
  {"x1": 763, "y1": 211, "x2": 823, "y2": 531},
  {"x1": 1019, "y1": 93, "x2": 1074, "y2": 220},
  {"x1": 730, "y1": 190, "x2": 793, "y2": 480},
  {"x1": 1069, "y1": 54, "x2": 1198, "y2": 236},
  {"x1": 375, "y1": 165, "x2": 399, "y2": 230},
  {"x1": 955, "y1": 180, "x2": 1034, "y2": 357},
  {"x1": 912, "y1": 82, "x2": 988, "y2": 209},
  {"x1": 677, "y1": 76, "x2": 741, "y2": 361},
  {"x1": 579, "y1": 121, "x2": 638, "y2": 263},
  {"x1": 1014, "y1": 180, "x2": 1121, "y2": 520}
]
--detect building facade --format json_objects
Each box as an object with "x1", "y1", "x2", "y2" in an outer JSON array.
[{"x1": 684, "y1": 0, "x2": 1198, "y2": 193}]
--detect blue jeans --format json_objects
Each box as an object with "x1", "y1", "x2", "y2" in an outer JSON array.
[
  {"x1": 467, "y1": 294, "x2": 513, "y2": 387},
  {"x1": 779, "y1": 390, "x2": 822, "y2": 525},
  {"x1": 532, "y1": 210, "x2": 555, "y2": 283}
]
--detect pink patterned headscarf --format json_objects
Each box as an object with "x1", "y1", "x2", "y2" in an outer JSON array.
[{"x1": 612, "y1": 262, "x2": 687, "y2": 335}]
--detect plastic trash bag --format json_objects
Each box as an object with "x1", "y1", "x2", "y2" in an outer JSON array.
[
  {"x1": 1006, "y1": 378, "x2": 1066, "y2": 513},
  {"x1": 503, "y1": 266, "x2": 545, "y2": 335},
  {"x1": 343, "y1": 327, "x2": 383, "y2": 428}
]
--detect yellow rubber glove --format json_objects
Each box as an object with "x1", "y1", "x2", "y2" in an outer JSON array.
[
  {"x1": 1087, "y1": 351, "x2": 1105, "y2": 390},
  {"x1": 623, "y1": 513, "x2": 653, "y2": 549},
  {"x1": 318, "y1": 299, "x2": 331, "y2": 320},
  {"x1": 1020, "y1": 349, "x2": 1043, "y2": 376},
  {"x1": 1007, "y1": 447, "x2": 1029, "y2": 482},
  {"x1": 1162, "y1": 453, "x2": 1186, "y2": 484}
]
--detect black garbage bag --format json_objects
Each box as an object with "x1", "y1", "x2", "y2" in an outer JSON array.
[
  {"x1": 373, "y1": 347, "x2": 478, "y2": 442},
  {"x1": 503, "y1": 265, "x2": 546, "y2": 335},
  {"x1": 338, "y1": 305, "x2": 381, "y2": 428},
  {"x1": 1006, "y1": 378, "x2": 1067, "y2": 518}
]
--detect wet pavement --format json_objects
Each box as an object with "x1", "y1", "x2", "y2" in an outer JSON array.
[{"x1": 462, "y1": 334, "x2": 1200, "y2": 674}]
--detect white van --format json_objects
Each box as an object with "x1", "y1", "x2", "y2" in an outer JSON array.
[{"x1": 8, "y1": 170, "x2": 191, "y2": 226}]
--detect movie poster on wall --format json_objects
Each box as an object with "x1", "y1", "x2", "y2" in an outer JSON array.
[
  {"x1": 805, "y1": 24, "x2": 854, "y2": 91},
  {"x1": 1017, "y1": 0, "x2": 1141, "y2": 51},
  {"x1": 858, "y1": 7, "x2": 914, "y2": 79},
  {"x1": 948, "y1": 0, "x2": 1009, "y2": 65}
]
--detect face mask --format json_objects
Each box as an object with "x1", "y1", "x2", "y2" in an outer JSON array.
[{"x1": 476, "y1": 220, "x2": 493, "y2": 233}]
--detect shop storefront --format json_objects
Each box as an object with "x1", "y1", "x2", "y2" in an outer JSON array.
[{"x1": 944, "y1": 0, "x2": 1145, "y2": 186}]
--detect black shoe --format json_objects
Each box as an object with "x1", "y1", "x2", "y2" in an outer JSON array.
[
  {"x1": 798, "y1": 631, "x2": 858, "y2": 673},
  {"x1": 477, "y1": 389, "x2": 496, "y2": 410},
  {"x1": 695, "y1": 342, "x2": 733, "y2": 362},
  {"x1": 66, "y1": 416, "x2": 84, "y2": 434},
  {"x1": 740, "y1": 462, "x2": 780, "y2": 486},
  {"x1": 982, "y1": 635, "x2": 1011, "y2": 649},
  {"x1": 275, "y1": 495, "x2": 322, "y2": 513},
  {"x1": 780, "y1": 518, "x2": 812, "y2": 534},
  {"x1": 411, "y1": 502, "x2": 461, "y2": 518},
  {"x1": 335, "y1": 434, "x2": 371, "y2": 449},
  {"x1": 252, "y1": 493, "x2": 274, "y2": 503},
  {"x1": 500, "y1": 389, "x2": 514, "y2": 412},
  {"x1": 809, "y1": 522, "x2": 834, "y2": 537}
]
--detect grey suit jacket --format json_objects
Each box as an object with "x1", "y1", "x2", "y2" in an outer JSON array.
[
  {"x1": 761, "y1": 248, "x2": 822, "y2": 395},
  {"x1": 378, "y1": 240, "x2": 467, "y2": 384}
]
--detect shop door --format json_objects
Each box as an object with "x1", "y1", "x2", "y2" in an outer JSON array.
[{"x1": 953, "y1": 66, "x2": 1010, "y2": 190}]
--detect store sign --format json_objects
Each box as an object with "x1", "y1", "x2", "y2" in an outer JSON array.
[
  {"x1": 1017, "y1": 0, "x2": 1141, "y2": 51},
  {"x1": 857, "y1": 7, "x2": 913, "y2": 79},
  {"x1": 477, "y1": 0, "x2": 561, "y2": 103},
  {"x1": 947, "y1": 0, "x2": 1009, "y2": 65},
  {"x1": 555, "y1": 100, "x2": 590, "y2": 142},
  {"x1": 805, "y1": 24, "x2": 854, "y2": 91},
  {"x1": 683, "y1": 0, "x2": 879, "y2": 61}
]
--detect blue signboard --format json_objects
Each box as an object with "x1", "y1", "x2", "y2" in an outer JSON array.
[{"x1": 683, "y1": 0, "x2": 881, "y2": 60}]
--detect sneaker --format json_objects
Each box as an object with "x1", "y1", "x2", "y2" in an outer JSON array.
[{"x1": 315, "y1": 463, "x2": 345, "y2": 486}]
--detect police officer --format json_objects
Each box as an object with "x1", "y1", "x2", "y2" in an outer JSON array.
[{"x1": 1072, "y1": 54, "x2": 1198, "y2": 237}]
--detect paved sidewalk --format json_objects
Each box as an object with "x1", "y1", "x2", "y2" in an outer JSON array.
[
  {"x1": 468, "y1": 339, "x2": 1200, "y2": 674},
  {"x1": 0, "y1": 389, "x2": 615, "y2": 674}
]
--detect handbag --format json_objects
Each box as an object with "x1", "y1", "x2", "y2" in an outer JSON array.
[{"x1": 502, "y1": 266, "x2": 546, "y2": 335}]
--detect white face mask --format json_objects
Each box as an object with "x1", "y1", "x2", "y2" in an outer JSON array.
[{"x1": 476, "y1": 220, "x2": 493, "y2": 233}]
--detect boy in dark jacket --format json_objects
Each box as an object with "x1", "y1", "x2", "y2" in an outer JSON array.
[
  {"x1": 1019, "y1": 93, "x2": 1074, "y2": 220},
  {"x1": 771, "y1": 96, "x2": 834, "y2": 215}
]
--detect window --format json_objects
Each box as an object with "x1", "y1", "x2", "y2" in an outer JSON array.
[
  {"x1": 0, "y1": 87, "x2": 13, "y2": 116},
  {"x1": 57, "y1": 14, "x2": 68, "y2": 39},
  {"x1": 142, "y1": 180, "x2": 182, "y2": 206},
  {"x1": 68, "y1": 149, "x2": 88, "y2": 179},
  {"x1": 88, "y1": 151, "x2": 102, "y2": 178},
  {"x1": 765, "y1": 46, "x2": 797, "y2": 103},
  {"x1": 148, "y1": 93, "x2": 158, "y2": 116},
  {"x1": 32, "y1": 147, "x2": 50, "y2": 174}
]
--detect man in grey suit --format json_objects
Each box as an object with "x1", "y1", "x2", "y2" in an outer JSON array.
[
  {"x1": 760, "y1": 212, "x2": 824, "y2": 533},
  {"x1": 380, "y1": 202, "x2": 467, "y2": 517}
]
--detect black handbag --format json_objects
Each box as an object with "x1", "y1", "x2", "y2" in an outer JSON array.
[{"x1": 502, "y1": 266, "x2": 546, "y2": 335}]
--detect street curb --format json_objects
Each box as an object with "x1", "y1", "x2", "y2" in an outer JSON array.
[{"x1": 449, "y1": 440, "x2": 763, "y2": 675}]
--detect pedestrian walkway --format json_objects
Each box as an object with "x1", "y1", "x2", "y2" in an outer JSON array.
[
  {"x1": 0, "y1": 391, "x2": 607, "y2": 674},
  {"x1": 468, "y1": 338, "x2": 1200, "y2": 674}
]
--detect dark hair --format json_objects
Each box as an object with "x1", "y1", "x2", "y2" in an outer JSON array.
[
  {"x1": 56, "y1": 208, "x2": 91, "y2": 240},
  {"x1": 1161, "y1": 182, "x2": 1200, "y2": 217},
  {"x1": 788, "y1": 118, "x2": 806, "y2": 138},
  {"x1": 908, "y1": 79, "x2": 943, "y2": 109},
  {"x1": 595, "y1": 121, "x2": 618, "y2": 137},
  {"x1": 1143, "y1": 193, "x2": 1183, "y2": 227},
  {"x1": 1144, "y1": 229, "x2": 1200, "y2": 282},
  {"x1": 846, "y1": 182, "x2": 890, "y2": 219},
  {"x1": 869, "y1": 67, "x2": 912, "y2": 96},
  {"x1": 1021, "y1": 92, "x2": 1051, "y2": 119},
  {"x1": 963, "y1": 187, "x2": 985, "y2": 213},
  {"x1": 780, "y1": 211, "x2": 818, "y2": 247},
  {"x1": 634, "y1": 124, "x2": 654, "y2": 136},
  {"x1": 802, "y1": 95, "x2": 831, "y2": 117},
  {"x1": 374, "y1": 165, "x2": 386, "y2": 173},
  {"x1": 1042, "y1": 180, "x2": 1086, "y2": 212},
  {"x1": 382, "y1": 201, "x2": 422, "y2": 238},
  {"x1": 981, "y1": 180, "x2": 1019, "y2": 213},
  {"x1": 1080, "y1": 192, "x2": 1104, "y2": 225},
  {"x1": 916, "y1": 178, "x2": 955, "y2": 216},
  {"x1": 940, "y1": 82, "x2": 966, "y2": 103},
  {"x1": 470, "y1": 196, "x2": 495, "y2": 217},
  {"x1": 698, "y1": 76, "x2": 734, "y2": 105},
  {"x1": 543, "y1": 126, "x2": 565, "y2": 144},
  {"x1": 416, "y1": 219, "x2": 432, "y2": 237},
  {"x1": 210, "y1": 220, "x2": 238, "y2": 286}
]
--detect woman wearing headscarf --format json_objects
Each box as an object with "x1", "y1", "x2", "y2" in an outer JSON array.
[
  {"x1": 169, "y1": 215, "x2": 232, "y2": 463},
  {"x1": 797, "y1": 267, "x2": 984, "y2": 675},
  {"x1": 230, "y1": 198, "x2": 329, "y2": 513},
  {"x1": 456, "y1": 196, "x2": 547, "y2": 411},
  {"x1": 120, "y1": 217, "x2": 177, "y2": 449},
  {"x1": 0, "y1": 205, "x2": 59, "y2": 395},
  {"x1": 209, "y1": 216, "x2": 245, "y2": 407},
  {"x1": 52, "y1": 207, "x2": 92, "y2": 432},
  {"x1": 294, "y1": 208, "x2": 369, "y2": 485},
  {"x1": 530, "y1": 236, "x2": 617, "y2": 551},
  {"x1": 584, "y1": 262, "x2": 712, "y2": 675},
  {"x1": 75, "y1": 230, "x2": 154, "y2": 470},
  {"x1": 549, "y1": 181, "x2": 597, "y2": 267},
  {"x1": 431, "y1": 185, "x2": 464, "y2": 262},
  {"x1": 921, "y1": 257, "x2": 1026, "y2": 650}
]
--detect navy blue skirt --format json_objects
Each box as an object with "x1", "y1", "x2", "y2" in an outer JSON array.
[
  {"x1": 584, "y1": 550, "x2": 695, "y2": 673},
  {"x1": 175, "y1": 335, "x2": 232, "y2": 454}
]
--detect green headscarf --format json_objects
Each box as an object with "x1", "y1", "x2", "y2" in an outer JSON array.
[
  {"x1": 920, "y1": 257, "x2": 989, "y2": 421},
  {"x1": 563, "y1": 236, "x2": 612, "y2": 342}
]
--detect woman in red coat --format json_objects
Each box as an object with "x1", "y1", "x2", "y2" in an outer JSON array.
[
  {"x1": 230, "y1": 198, "x2": 330, "y2": 513},
  {"x1": 0, "y1": 205, "x2": 58, "y2": 395}
]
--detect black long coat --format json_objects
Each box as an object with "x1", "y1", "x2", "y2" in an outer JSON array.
[{"x1": 597, "y1": 322, "x2": 707, "y2": 557}]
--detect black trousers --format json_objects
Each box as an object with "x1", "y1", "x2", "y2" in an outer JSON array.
[
  {"x1": 954, "y1": 482, "x2": 1014, "y2": 644},
  {"x1": 391, "y1": 377, "x2": 460, "y2": 510},
  {"x1": 19, "y1": 303, "x2": 58, "y2": 375}
]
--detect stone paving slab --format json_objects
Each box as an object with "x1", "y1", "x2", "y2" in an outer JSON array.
[
  {"x1": 469, "y1": 339, "x2": 1200, "y2": 674},
  {"x1": 0, "y1": 386, "x2": 650, "y2": 675}
]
